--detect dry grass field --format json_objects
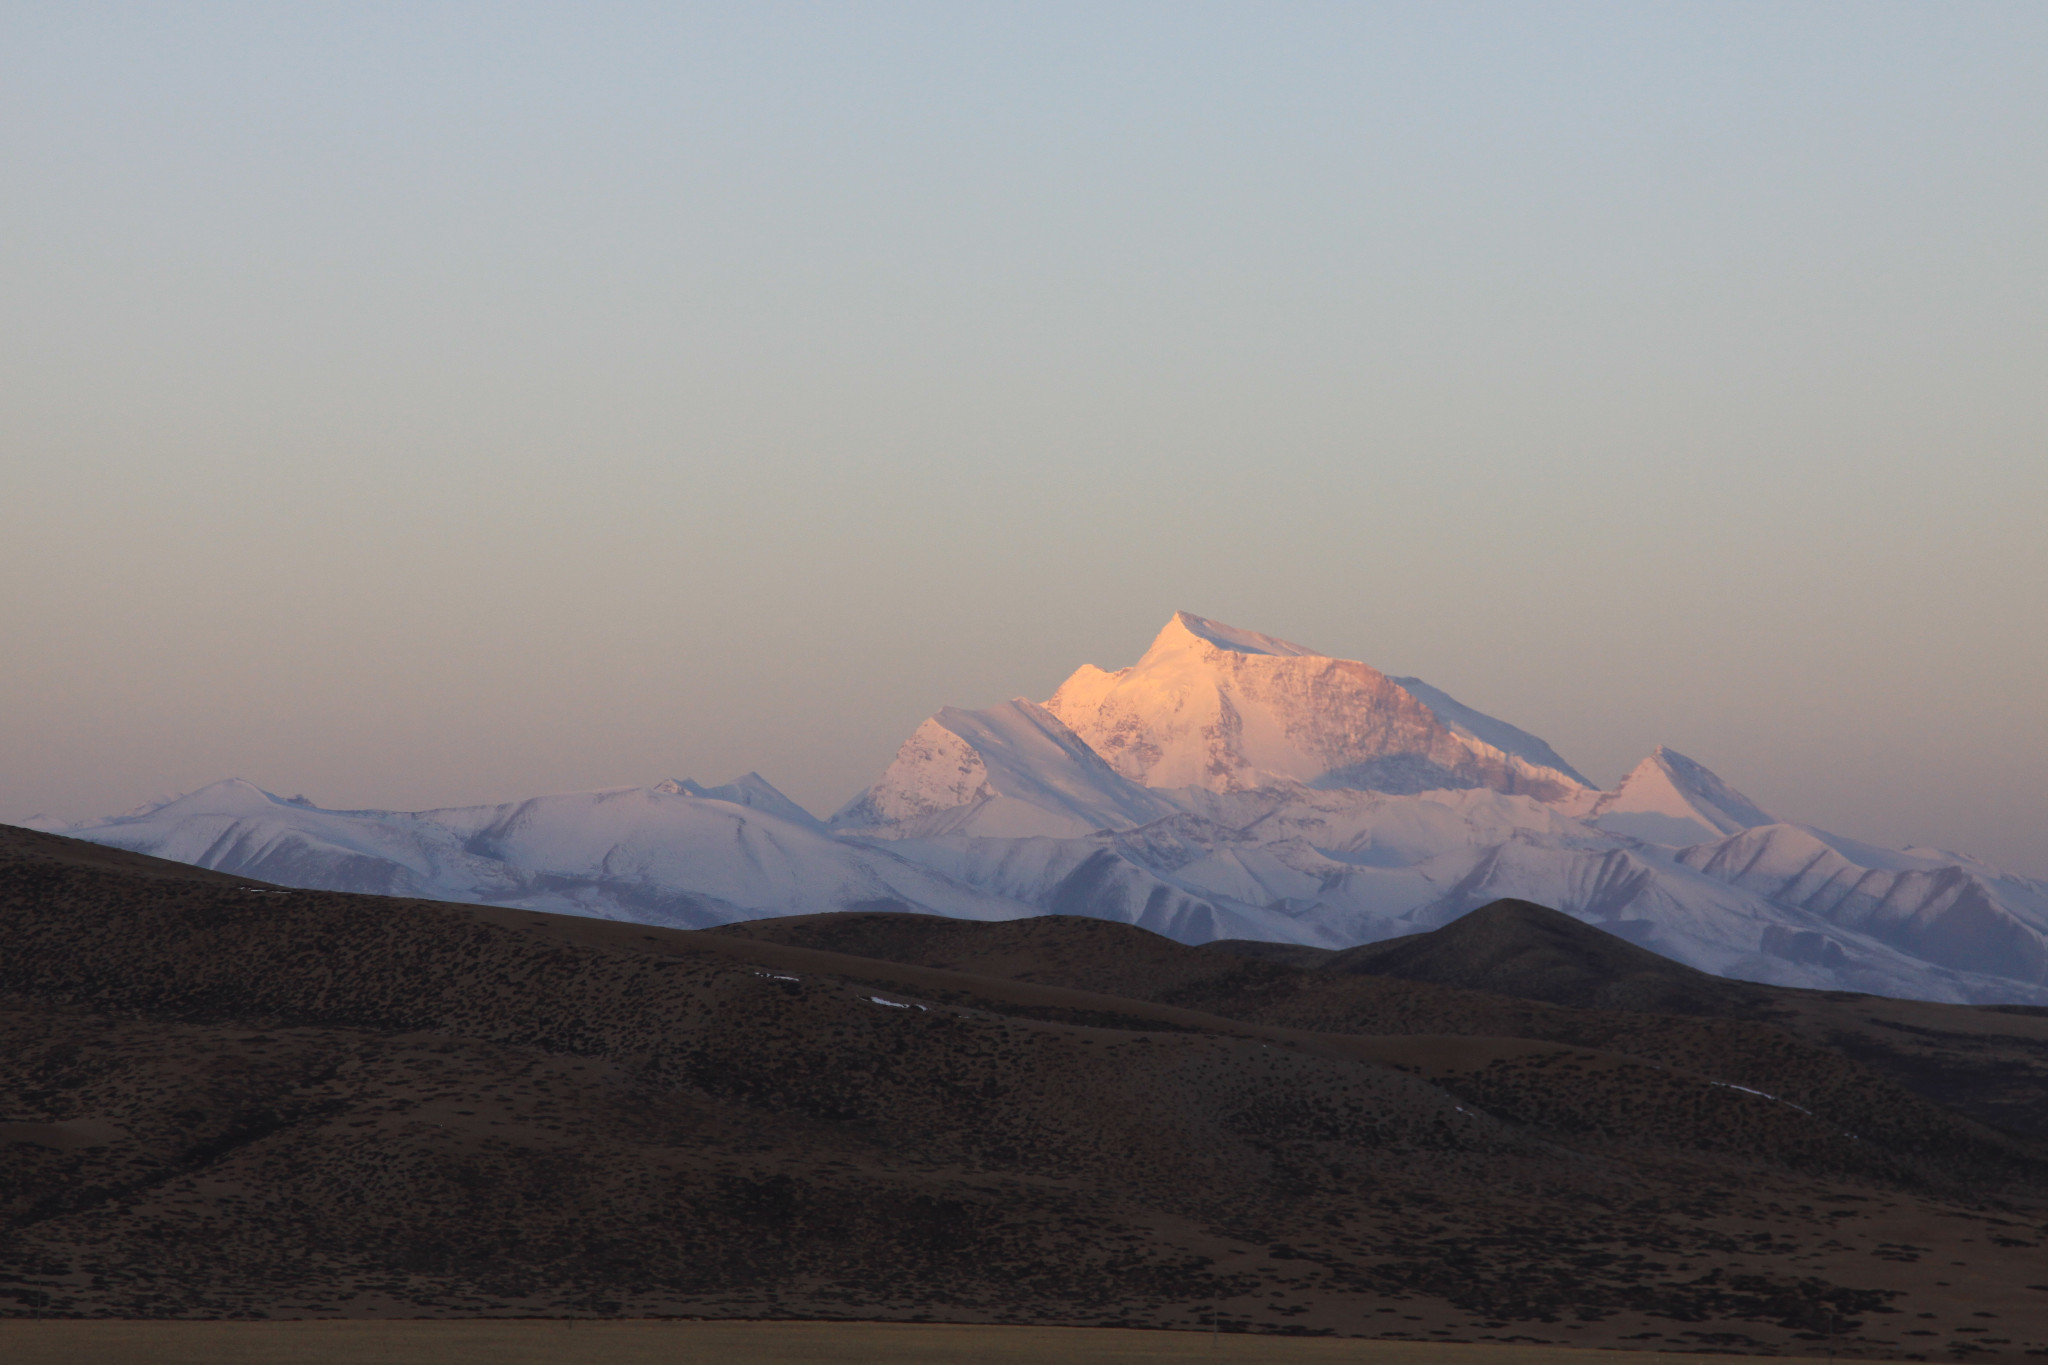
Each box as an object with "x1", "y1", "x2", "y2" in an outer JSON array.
[
  {"x1": 7, "y1": 828, "x2": 2047, "y2": 1359},
  {"x1": 0, "y1": 1320, "x2": 1856, "y2": 1365}
]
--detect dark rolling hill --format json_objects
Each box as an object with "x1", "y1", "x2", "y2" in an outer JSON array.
[
  {"x1": 1316, "y1": 899, "x2": 1779, "y2": 1015},
  {"x1": 6, "y1": 824, "x2": 2048, "y2": 1356},
  {"x1": 725, "y1": 901, "x2": 2048, "y2": 1144}
]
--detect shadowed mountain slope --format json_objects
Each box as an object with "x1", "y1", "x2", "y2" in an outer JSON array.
[{"x1": 6, "y1": 823, "x2": 2048, "y2": 1354}]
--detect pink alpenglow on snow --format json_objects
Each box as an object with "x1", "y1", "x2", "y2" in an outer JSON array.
[{"x1": 54, "y1": 614, "x2": 2048, "y2": 1009}]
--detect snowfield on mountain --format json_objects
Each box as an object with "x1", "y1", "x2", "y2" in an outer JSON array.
[{"x1": 50, "y1": 612, "x2": 2048, "y2": 1004}]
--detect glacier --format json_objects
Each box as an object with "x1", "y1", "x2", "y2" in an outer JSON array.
[{"x1": 47, "y1": 611, "x2": 2048, "y2": 1005}]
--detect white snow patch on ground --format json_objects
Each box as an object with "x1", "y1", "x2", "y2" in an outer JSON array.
[{"x1": 1709, "y1": 1081, "x2": 1812, "y2": 1116}]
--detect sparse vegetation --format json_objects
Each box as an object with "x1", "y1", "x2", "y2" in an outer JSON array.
[{"x1": 4, "y1": 827, "x2": 2047, "y2": 1358}]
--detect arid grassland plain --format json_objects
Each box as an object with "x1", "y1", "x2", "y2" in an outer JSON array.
[
  {"x1": 0, "y1": 1321, "x2": 1880, "y2": 1365},
  {"x1": 5, "y1": 825, "x2": 2047, "y2": 1358}
]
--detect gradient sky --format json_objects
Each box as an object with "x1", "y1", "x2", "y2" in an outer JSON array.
[{"x1": 4, "y1": 2, "x2": 2044, "y2": 874}]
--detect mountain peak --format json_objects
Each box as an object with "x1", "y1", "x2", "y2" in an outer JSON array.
[
  {"x1": 131, "y1": 778, "x2": 281, "y2": 819},
  {"x1": 1591, "y1": 748, "x2": 1775, "y2": 845},
  {"x1": 831, "y1": 698, "x2": 1176, "y2": 837},
  {"x1": 1045, "y1": 616, "x2": 1587, "y2": 799},
  {"x1": 657, "y1": 773, "x2": 823, "y2": 830},
  {"x1": 1150, "y1": 611, "x2": 1323, "y2": 660}
]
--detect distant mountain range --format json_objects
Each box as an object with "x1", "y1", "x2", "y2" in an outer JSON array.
[{"x1": 42, "y1": 611, "x2": 2048, "y2": 1004}]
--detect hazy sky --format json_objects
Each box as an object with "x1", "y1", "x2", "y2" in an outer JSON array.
[{"x1": 4, "y1": 3, "x2": 2044, "y2": 874}]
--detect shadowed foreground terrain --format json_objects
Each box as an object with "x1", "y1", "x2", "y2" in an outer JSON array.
[
  {"x1": 0, "y1": 1320, "x2": 1868, "y2": 1364},
  {"x1": 5, "y1": 826, "x2": 2048, "y2": 1358}
]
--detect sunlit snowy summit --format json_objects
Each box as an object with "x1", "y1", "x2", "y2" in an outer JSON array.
[{"x1": 56, "y1": 612, "x2": 2048, "y2": 1005}]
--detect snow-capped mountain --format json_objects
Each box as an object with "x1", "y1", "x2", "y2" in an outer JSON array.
[
  {"x1": 1042, "y1": 613, "x2": 1591, "y2": 799},
  {"x1": 659, "y1": 773, "x2": 828, "y2": 831},
  {"x1": 45, "y1": 612, "x2": 2048, "y2": 1006},
  {"x1": 1573, "y1": 746, "x2": 1778, "y2": 844},
  {"x1": 831, "y1": 699, "x2": 1180, "y2": 839},
  {"x1": 66, "y1": 776, "x2": 1033, "y2": 928}
]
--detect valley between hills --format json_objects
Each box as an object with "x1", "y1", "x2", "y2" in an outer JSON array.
[{"x1": 5, "y1": 822, "x2": 2048, "y2": 1358}]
